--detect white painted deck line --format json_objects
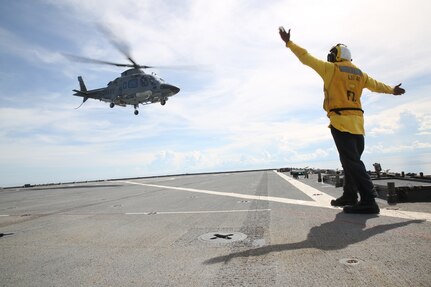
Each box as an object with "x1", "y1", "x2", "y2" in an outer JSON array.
[{"x1": 119, "y1": 178, "x2": 431, "y2": 222}]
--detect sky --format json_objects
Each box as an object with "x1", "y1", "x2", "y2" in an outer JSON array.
[{"x1": 1, "y1": 0, "x2": 430, "y2": 187}]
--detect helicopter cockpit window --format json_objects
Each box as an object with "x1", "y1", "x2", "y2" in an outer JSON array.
[
  {"x1": 128, "y1": 78, "x2": 138, "y2": 89},
  {"x1": 140, "y1": 76, "x2": 149, "y2": 87}
]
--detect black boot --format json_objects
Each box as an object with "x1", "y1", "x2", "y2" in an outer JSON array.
[
  {"x1": 343, "y1": 201, "x2": 380, "y2": 214},
  {"x1": 331, "y1": 196, "x2": 358, "y2": 207}
]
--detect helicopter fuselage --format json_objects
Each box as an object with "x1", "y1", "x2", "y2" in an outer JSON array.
[{"x1": 73, "y1": 68, "x2": 180, "y2": 115}]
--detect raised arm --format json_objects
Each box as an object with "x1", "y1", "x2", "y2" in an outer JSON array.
[{"x1": 279, "y1": 27, "x2": 332, "y2": 81}]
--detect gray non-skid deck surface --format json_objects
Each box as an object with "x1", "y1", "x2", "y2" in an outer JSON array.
[{"x1": 1, "y1": 171, "x2": 430, "y2": 286}]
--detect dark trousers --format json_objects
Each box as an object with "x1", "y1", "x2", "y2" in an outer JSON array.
[{"x1": 331, "y1": 126, "x2": 376, "y2": 203}]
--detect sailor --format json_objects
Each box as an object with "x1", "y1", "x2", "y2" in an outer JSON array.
[{"x1": 279, "y1": 27, "x2": 405, "y2": 214}]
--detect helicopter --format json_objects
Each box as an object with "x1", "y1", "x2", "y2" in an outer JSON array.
[{"x1": 66, "y1": 34, "x2": 181, "y2": 115}]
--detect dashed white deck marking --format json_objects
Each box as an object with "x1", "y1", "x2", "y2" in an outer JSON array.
[{"x1": 125, "y1": 209, "x2": 271, "y2": 215}]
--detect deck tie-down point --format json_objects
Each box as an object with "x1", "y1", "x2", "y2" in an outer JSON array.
[
  {"x1": 211, "y1": 233, "x2": 234, "y2": 240},
  {"x1": 199, "y1": 232, "x2": 247, "y2": 243}
]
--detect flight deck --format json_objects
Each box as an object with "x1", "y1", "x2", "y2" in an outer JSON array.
[{"x1": 1, "y1": 171, "x2": 430, "y2": 286}]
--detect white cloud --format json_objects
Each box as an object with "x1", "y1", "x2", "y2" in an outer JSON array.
[
  {"x1": 366, "y1": 97, "x2": 431, "y2": 137},
  {"x1": 366, "y1": 141, "x2": 431, "y2": 154}
]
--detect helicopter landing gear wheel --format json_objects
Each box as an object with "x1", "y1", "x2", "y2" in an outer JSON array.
[
  {"x1": 134, "y1": 110, "x2": 139, "y2": 115},
  {"x1": 161, "y1": 99, "x2": 166, "y2": 106},
  {"x1": 110, "y1": 103, "x2": 115, "y2": 108}
]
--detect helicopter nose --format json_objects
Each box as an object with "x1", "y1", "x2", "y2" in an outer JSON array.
[{"x1": 161, "y1": 84, "x2": 180, "y2": 95}]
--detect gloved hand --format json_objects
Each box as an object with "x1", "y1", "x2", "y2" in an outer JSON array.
[
  {"x1": 393, "y1": 83, "x2": 405, "y2": 95},
  {"x1": 279, "y1": 27, "x2": 291, "y2": 44}
]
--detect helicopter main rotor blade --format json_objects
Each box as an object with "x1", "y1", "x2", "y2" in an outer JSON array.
[
  {"x1": 67, "y1": 23, "x2": 205, "y2": 72},
  {"x1": 154, "y1": 64, "x2": 211, "y2": 71},
  {"x1": 96, "y1": 24, "x2": 141, "y2": 69},
  {"x1": 63, "y1": 54, "x2": 154, "y2": 69},
  {"x1": 64, "y1": 54, "x2": 132, "y2": 67}
]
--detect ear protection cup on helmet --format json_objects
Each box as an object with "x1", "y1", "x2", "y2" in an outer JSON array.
[
  {"x1": 327, "y1": 46, "x2": 338, "y2": 62},
  {"x1": 327, "y1": 44, "x2": 351, "y2": 62}
]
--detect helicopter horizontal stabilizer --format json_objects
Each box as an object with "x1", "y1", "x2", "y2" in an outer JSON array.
[
  {"x1": 73, "y1": 76, "x2": 90, "y2": 98},
  {"x1": 73, "y1": 89, "x2": 89, "y2": 96}
]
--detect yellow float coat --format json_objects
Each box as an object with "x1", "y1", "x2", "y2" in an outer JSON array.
[{"x1": 287, "y1": 41, "x2": 394, "y2": 135}]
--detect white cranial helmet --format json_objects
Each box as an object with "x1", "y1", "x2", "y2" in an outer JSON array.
[{"x1": 328, "y1": 44, "x2": 352, "y2": 62}]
